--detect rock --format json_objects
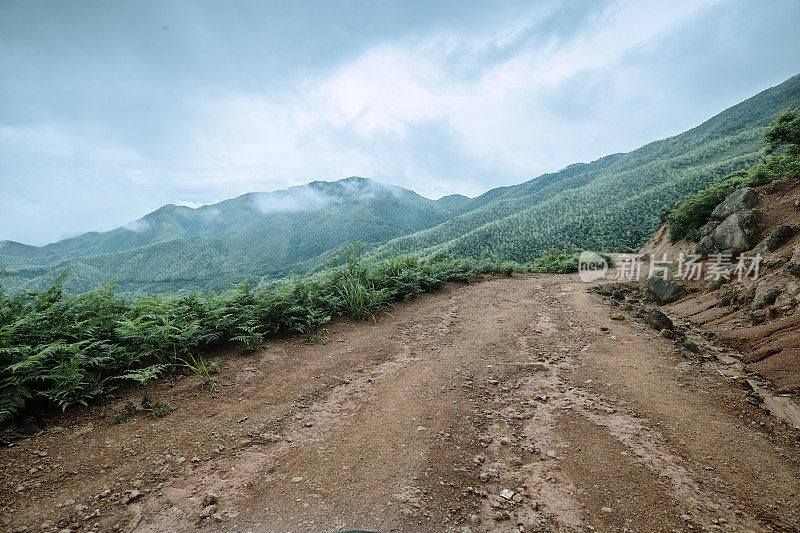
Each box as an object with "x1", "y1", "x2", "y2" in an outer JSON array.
[
  {"x1": 291, "y1": 476, "x2": 303, "y2": 483},
  {"x1": 701, "y1": 219, "x2": 721, "y2": 237},
  {"x1": 610, "y1": 313, "x2": 625, "y2": 321},
  {"x1": 787, "y1": 263, "x2": 800, "y2": 277},
  {"x1": 764, "y1": 225, "x2": 795, "y2": 251},
  {"x1": 676, "y1": 362, "x2": 696, "y2": 372},
  {"x1": 661, "y1": 329, "x2": 676, "y2": 340},
  {"x1": 647, "y1": 277, "x2": 685, "y2": 303},
  {"x1": 479, "y1": 468, "x2": 499, "y2": 482},
  {"x1": 202, "y1": 493, "x2": 218, "y2": 507},
  {"x1": 646, "y1": 309, "x2": 674, "y2": 331},
  {"x1": 707, "y1": 210, "x2": 764, "y2": 254},
  {"x1": 711, "y1": 187, "x2": 758, "y2": 220},
  {"x1": 764, "y1": 255, "x2": 787, "y2": 269},
  {"x1": 706, "y1": 276, "x2": 727, "y2": 292},
  {"x1": 200, "y1": 504, "x2": 219, "y2": 518},
  {"x1": 695, "y1": 235, "x2": 717, "y2": 257},
  {"x1": 612, "y1": 289, "x2": 625, "y2": 301},
  {"x1": 124, "y1": 490, "x2": 142, "y2": 504},
  {"x1": 682, "y1": 340, "x2": 700, "y2": 353},
  {"x1": 751, "y1": 287, "x2": 780, "y2": 311}
]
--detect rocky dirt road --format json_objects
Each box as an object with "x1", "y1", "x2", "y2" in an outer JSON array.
[{"x1": 2, "y1": 274, "x2": 799, "y2": 532}]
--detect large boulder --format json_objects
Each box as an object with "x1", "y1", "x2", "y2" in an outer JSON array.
[
  {"x1": 647, "y1": 277, "x2": 685, "y2": 303},
  {"x1": 705, "y1": 209, "x2": 764, "y2": 254},
  {"x1": 711, "y1": 187, "x2": 758, "y2": 220}
]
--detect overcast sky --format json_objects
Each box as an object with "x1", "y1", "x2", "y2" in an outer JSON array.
[{"x1": 1, "y1": 0, "x2": 799, "y2": 245}]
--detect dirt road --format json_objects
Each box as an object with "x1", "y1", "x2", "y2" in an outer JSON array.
[{"x1": 2, "y1": 274, "x2": 799, "y2": 532}]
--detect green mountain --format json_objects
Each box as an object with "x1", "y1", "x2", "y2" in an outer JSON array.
[
  {"x1": 3, "y1": 73, "x2": 799, "y2": 297},
  {"x1": 376, "y1": 73, "x2": 800, "y2": 261},
  {"x1": 1, "y1": 178, "x2": 452, "y2": 296}
]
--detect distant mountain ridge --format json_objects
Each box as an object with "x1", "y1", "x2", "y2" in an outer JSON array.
[
  {"x1": 0, "y1": 177, "x2": 455, "y2": 295},
  {"x1": 2, "y1": 177, "x2": 425, "y2": 264},
  {"x1": 3, "y1": 73, "x2": 799, "y2": 296}
]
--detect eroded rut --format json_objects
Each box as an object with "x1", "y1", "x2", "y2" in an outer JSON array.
[{"x1": 2, "y1": 275, "x2": 799, "y2": 533}]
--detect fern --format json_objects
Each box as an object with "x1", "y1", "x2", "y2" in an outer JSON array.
[{"x1": 116, "y1": 364, "x2": 171, "y2": 385}]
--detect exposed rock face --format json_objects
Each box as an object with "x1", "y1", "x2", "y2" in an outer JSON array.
[
  {"x1": 647, "y1": 277, "x2": 685, "y2": 303},
  {"x1": 699, "y1": 209, "x2": 764, "y2": 255},
  {"x1": 711, "y1": 187, "x2": 758, "y2": 220}
]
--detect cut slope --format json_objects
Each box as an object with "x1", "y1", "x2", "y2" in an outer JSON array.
[{"x1": 664, "y1": 173, "x2": 800, "y2": 389}]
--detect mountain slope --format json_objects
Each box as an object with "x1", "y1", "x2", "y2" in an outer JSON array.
[
  {"x1": 3, "y1": 74, "x2": 799, "y2": 296},
  {"x1": 1, "y1": 178, "x2": 451, "y2": 295},
  {"x1": 377, "y1": 73, "x2": 800, "y2": 261}
]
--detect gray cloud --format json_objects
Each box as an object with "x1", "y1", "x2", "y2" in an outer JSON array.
[{"x1": 1, "y1": 0, "x2": 799, "y2": 244}]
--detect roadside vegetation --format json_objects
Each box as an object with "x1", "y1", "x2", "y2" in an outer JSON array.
[
  {"x1": 0, "y1": 244, "x2": 617, "y2": 423},
  {"x1": 664, "y1": 109, "x2": 800, "y2": 242},
  {"x1": 1, "y1": 246, "x2": 612, "y2": 423}
]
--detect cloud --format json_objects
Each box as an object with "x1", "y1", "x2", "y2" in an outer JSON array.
[
  {"x1": 1, "y1": 0, "x2": 799, "y2": 244},
  {"x1": 170, "y1": 0, "x2": 724, "y2": 199},
  {"x1": 122, "y1": 219, "x2": 151, "y2": 233},
  {"x1": 173, "y1": 199, "x2": 220, "y2": 209}
]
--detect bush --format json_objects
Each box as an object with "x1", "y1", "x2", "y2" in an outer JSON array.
[{"x1": 529, "y1": 249, "x2": 614, "y2": 274}]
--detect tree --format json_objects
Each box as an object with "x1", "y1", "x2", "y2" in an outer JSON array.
[{"x1": 764, "y1": 109, "x2": 800, "y2": 156}]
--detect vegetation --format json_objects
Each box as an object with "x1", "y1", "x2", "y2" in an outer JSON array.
[
  {"x1": 3, "y1": 75, "x2": 799, "y2": 296},
  {"x1": 0, "y1": 178, "x2": 453, "y2": 297},
  {"x1": 112, "y1": 392, "x2": 174, "y2": 424},
  {"x1": 665, "y1": 108, "x2": 800, "y2": 241},
  {"x1": 1, "y1": 76, "x2": 798, "y2": 423},
  {"x1": 530, "y1": 249, "x2": 613, "y2": 274},
  {"x1": 0, "y1": 250, "x2": 537, "y2": 423},
  {"x1": 376, "y1": 74, "x2": 800, "y2": 263}
]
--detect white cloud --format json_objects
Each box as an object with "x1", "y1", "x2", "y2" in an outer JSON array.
[
  {"x1": 179, "y1": 0, "x2": 722, "y2": 195},
  {"x1": 173, "y1": 199, "x2": 220, "y2": 209}
]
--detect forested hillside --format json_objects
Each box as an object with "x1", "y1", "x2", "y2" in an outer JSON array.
[
  {"x1": 1, "y1": 178, "x2": 453, "y2": 296},
  {"x1": 2, "y1": 74, "x2": 799, "y2": 296},
  {"x1": 376, "y1": 74, "x2": 800, "y2": 262}
]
